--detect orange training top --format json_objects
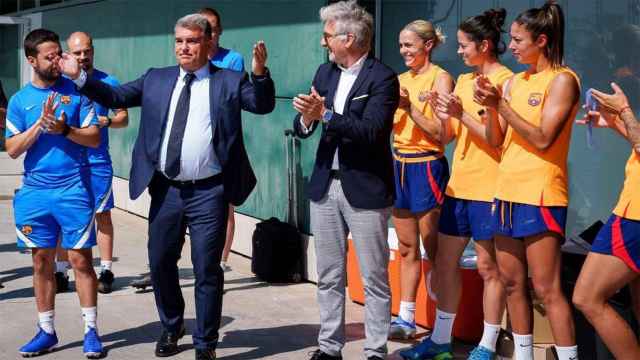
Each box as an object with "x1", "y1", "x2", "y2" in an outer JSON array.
[
  {"x1": 494, "y1": 67, "x2": 580, "y2": 206},
  {"x1": 445, "y1": 66, "x2": 514, "y2": 202},
  {"x1": 614, "y1": 151, "x2": 640, "y2": 220},
  {"x1": 393, "y1": 64, "x2": 448, "y2": 154}
]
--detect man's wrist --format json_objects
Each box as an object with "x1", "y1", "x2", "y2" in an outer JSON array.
[
  {"x1": 72, "y1": 70, "x2": 87, "y2": 88},
  {"x1": 61, "y1": 123, "x2": 71, "y2": 137}
]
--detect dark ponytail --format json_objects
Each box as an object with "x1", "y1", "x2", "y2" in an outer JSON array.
[
  {"x1": 515, "y1": 0, "x2": 565, "y2": 67},
  {"x1": 458, "y1": 8, "x2": 507, "y2": 58}
]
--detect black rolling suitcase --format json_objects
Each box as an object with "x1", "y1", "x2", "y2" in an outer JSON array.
[{"x1": 251, "y1": 129, "x2": 304, "y2": 283}]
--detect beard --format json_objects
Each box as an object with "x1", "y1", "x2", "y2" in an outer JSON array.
[{"x1": 34, "y1": 66, "x2": 59, "y2": 83}]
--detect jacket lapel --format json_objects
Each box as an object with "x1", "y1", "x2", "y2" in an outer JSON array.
[
  {"x1": 159, "y1": 66, "x2": 180, "y2": 131},
  {"x1": 324, "y1": 64, "x2": 341, "y2": 109},
  {"x1": 345, "y1": 56, "x2": 373, "y2": 104},
  {"x1": 209, "y1": 63, "x2": 222, "y2": 144}
]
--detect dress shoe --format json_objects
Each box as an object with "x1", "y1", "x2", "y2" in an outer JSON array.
[
  {"x1": 155, "y1": 325, "x2": 185, "y2": 357},
  {"x1": 195, "y1": 348, "x2": 216, "y2": 360},
  {"x1": 309, "y1": 349, "x2": 342, "y2": 359}
]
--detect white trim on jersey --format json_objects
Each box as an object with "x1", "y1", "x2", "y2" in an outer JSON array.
[
  {"x1": 72, "y1": 212, "x2": 96, "y2": 249},
  {"x1": 16, "y1": 228, "x2": 37, "y2": 248},
  {"x1": 95, "y1": 182, "x2": 113, "y2": 214},
  {"x1": 5, "y1": 119, "x2": 21, "y2": 136},
  {"x1": 81, "y1": 106, "x2": 96, "y2": 128}
]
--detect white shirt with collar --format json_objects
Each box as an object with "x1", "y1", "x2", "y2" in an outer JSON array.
[
  {"x1": 158, "y1": 64, "x2": 220, "y2": 181},
  {"x1": 300, "y1": 53, "x2": 368, "y2": 169}
]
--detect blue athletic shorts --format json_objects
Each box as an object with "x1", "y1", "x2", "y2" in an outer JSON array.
[
  {"x1": 14, "y1": 180, "x2": 96, "y2": 249},
  {"x1": 492, "y1": 199, "x2": 567, "y2": 239},
  {"x1": 591, "y1": 214, "x2": 640, "y2": 273},
  {"x1": 393, "y1": 154, "x2": 449, "y2": 214},
  {"x1": 89, "y1": 165, "x2": 114, "y2": 213},
  {"x1": 439, "y1": 196, "x2": 494, "y2": 241}
]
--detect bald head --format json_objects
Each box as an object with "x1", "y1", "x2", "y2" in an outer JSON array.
[{"x1": 67, "y1": 31, "x2": 94, "y2": 72}]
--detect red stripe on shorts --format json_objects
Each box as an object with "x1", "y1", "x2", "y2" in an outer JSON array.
[
  {"x1": 426, "y1": 161, "x2": 444, "y2": 205},
  {"x1": 612, "y1": 215, "x2": 640, "y2": 273}
]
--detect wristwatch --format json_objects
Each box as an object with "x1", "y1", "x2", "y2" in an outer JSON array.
[{"x1": 322, "y1": 108, "x2": 334, "y2": 124}]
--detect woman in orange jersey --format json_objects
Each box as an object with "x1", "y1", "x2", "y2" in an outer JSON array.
[
  {"x1": 400, "y1": 8, "x2": 513, "y2": 360},
  {"x1": 572, "y1": 84, "x2": 640, "y2": 360},
  {"x1": 388, "y1": 20, "x2": 454, "y2": 340},
  {"x1": 473, "y1": 2, "x2": 580, "y2": 360}
]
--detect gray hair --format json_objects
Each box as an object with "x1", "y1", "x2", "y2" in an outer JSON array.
[
  {"x1": 320, "y1": 0, "x2": 373, "y2": 51},
  {"x1": 175, "y1": 13, "x2": 212, "y2": 38}
]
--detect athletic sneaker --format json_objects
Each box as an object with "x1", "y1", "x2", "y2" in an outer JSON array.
[
  {"x1": 55, "y1": 272, "x2": 69, "y2": 293},
  {"x1": 467, "y1": 345, "x2": 495, "y2": 360},
  {"x1": 97, "y1": 269, "x2": 114, "y2": 294},
  {"x1": 399, "y1": 337, "x2": 453, "y2": 360},
  {"x1": 83, "y1": 327, "x2": 103, "y2": 359},
  {"x1": 389, "y1": 316, "x2": 417, "y2": 339},
  {"x1": 19, "y1": 327, "x2": 58, "y2": 357}
]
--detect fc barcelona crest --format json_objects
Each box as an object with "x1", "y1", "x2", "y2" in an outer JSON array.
[
  {"x1": 418, "y1": 91, "x2": 428, "y2": 102},
  {"x1": 21, "y1": 225, "x2": 32, "y2": 235},
  {"x1": 528, "y1": 93, "x2": 542, "y2": 107},
  {"x1": 60, "y1": 96, "x2": 71, "y2": 105}
]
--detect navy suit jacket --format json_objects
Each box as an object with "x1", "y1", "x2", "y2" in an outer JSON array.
[
  {"x1": 79, "y1": 64, "x2": 275, "y2": 205},
  {"x1": 293, "y1": 56, "x2": 399, "y2": 209}
]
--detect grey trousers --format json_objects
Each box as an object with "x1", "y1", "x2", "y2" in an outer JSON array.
[{"x1": 311, "y1": 178, "x2": 391, "y2": 358}]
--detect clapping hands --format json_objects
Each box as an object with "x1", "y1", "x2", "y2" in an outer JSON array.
[
  {"x1": 293, "y1": 86, "x2": 325, "y2": 123},
  {"x1": 39, "y1": 92, "x2": 67, "y2": 134}
]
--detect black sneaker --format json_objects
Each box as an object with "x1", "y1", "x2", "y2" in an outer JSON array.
[
  {"x1": 55, "y1": 272, "x2": 69, "y2": 293},
  {"x1": 309, "y1": 349, "x2": 342, "y2": 360},
  {"x1": 97, "y1": 269, "x2": 114, "y2": 294}
]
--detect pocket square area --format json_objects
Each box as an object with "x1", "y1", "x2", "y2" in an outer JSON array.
[{"x1": 352, "y1": 94, "x2": 369, "y2": 100}]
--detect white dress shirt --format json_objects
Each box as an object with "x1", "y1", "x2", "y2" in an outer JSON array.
[
  {"x1": 158, "y1": 64, "x2": 220, "y2": 180},
  {"x1": 300, "y1": 54, "x2": 367, "y2": 169},
  {"x1": 74, "y1": 64, "x2": 220, "y2": 181}
]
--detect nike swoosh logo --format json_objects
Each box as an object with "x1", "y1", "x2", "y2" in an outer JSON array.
[
  {"x1": 24, "y1": 105, "x2": 37, "y2": 111},
  {"x1": 438, "y1": 316, "x2": 452, "y2": 320},
  {"x1": 519, "y1": 344, "x2": 532, "y2": 347}
]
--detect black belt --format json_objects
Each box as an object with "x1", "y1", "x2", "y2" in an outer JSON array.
[
  {"x1": 158, "y1": 172, "x2": 223, "y2": 188},
  {"x1": 329, "y1": 169, "x2": 342, "y2": 179}
]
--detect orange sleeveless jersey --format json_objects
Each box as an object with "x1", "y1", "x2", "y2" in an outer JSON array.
[
  {"x1": 614, "y1": 151, "x2": 640, "y2": 220},
  {"x1": 445, "y1": 66, "x2": 514, "y2": 202},
  {"x1": 393, "y1": 65, "x2": 448, "y2": 154},
  {"x1": 494, "y1": 67, "x2": 580, "y2": 206}
]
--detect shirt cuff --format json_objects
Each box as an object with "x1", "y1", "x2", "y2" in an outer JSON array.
[
  {"x1": 72, "y1": 70, "x2": 88, "y2": 88},
  {"x1": 299, "y1": 117, "x2": 312, "y2": 134}
]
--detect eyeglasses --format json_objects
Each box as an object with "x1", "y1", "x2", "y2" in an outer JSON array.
[{"x1": 323, "y1": 32, "x2": 348, "y2": 42}]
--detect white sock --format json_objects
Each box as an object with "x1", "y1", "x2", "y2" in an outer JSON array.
[
  {"x1": 38, "y1": 310, "x2": 55, "y2": 334},
  {"x1": 399, "y1": 301, "x2": 416, "y2": 323},
  {"x1": 478, "y1": 321, "x2": 501, "y2": 352},
  {"x1": 555, "y1": 345, "x2": 578, "y2": 360},
  {"x1": 100, "y1": 260, "x2": 112, "y2": 272},
  {"x1": 81, "y1": 307, "x2": 97, "y2": 334},
  {"x1": 431, "y1": 308, "x2": 456, "y2": 345},
  {"x1": 56, "y1": 261, "x2": 69, "y2": 275},
  {"x1": 513, "y1": 333, "x2": 533, "y2": 360}
]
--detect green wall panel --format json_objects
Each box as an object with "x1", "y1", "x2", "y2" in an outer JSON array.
[
  {"x1": 238, "y1": 98, "x2": 320, "y2": 233},
  {"x1": 0, "y1": 25, "x2": 20, "y2": 98}
]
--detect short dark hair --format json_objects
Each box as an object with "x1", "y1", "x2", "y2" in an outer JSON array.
[
  {"x1": 199, "y1": 7, "x2": 221, "y2": 27},
  {"x1": 24, "y1": 28, "x2": 60, "y2": 58}
]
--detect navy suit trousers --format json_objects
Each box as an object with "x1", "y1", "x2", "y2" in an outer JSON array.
[{"x1": 147, "y1": 173, "x2": 228, "y2": 350}]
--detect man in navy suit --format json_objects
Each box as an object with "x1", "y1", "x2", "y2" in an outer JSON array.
[
  {"x1": 292, "y1": 1, "x2": 399, "y2": 359},
  {"x1": 59, "y1": 13, "x2": 275, "y2": 360}
]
